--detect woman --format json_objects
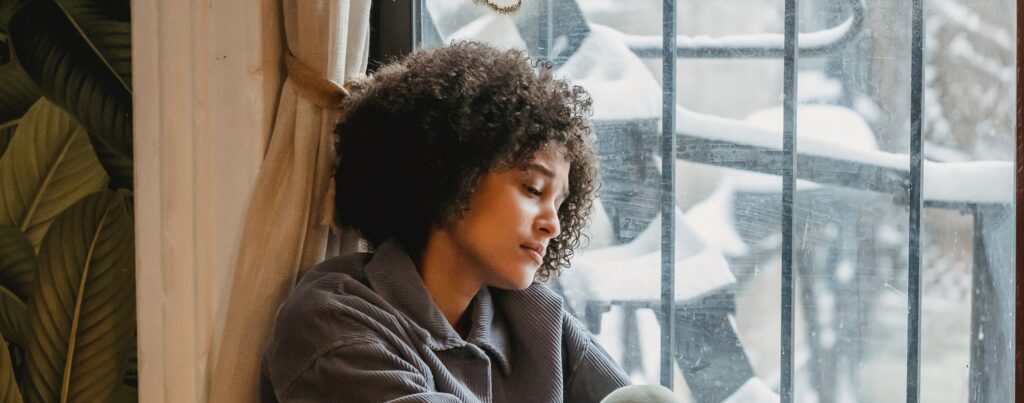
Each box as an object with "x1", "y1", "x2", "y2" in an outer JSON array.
[{"x1": 260, "y1": 42, "x2": 671, "y2": 402}]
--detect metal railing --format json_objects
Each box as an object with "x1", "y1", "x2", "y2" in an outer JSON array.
[{"x1": 625, "y1": 0, "x2": 864, "y2": 59}]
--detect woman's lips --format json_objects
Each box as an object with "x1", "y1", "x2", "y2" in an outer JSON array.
[{"x1": 521, "y1": 245, "x2": 544, "y2": 264}]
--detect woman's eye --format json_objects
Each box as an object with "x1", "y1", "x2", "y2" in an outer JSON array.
[{"x1": 523, "y1": 185, "x2": 543, "y2": 197}]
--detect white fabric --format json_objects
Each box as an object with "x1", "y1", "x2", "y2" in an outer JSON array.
[
  {"x1": 601, "y1": 385, "x2": 682, "y2": 403},
  {"x1": 207, "y1": 1, "x2": 371, "y2": 401}
]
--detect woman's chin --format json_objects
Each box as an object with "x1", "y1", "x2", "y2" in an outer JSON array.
[{"x1": 492, "y1": 268, "x2": 537, "y2": 290}]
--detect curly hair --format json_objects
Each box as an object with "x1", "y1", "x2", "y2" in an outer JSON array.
[{"x1": 333, "y1": 42, "x2": 597, "y2": 280}]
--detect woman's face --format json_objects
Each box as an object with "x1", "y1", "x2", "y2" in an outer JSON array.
[{"x1": 443, "y1": 144, "x2": 571, "y2": 290}]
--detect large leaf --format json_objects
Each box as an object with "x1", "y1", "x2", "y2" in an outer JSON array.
[
  {"x1": 0, "y1": 226, "x2": 32, "y2": 348},
  {"x1": 0, "y1": 284, "x2": 25, "y2": 348},
  {"x1": 7, "y1": 0, "x2": 132, "y2": 188},
  {"x1": 0, "y1": 99, "x2": 108, "y2": 251},
  {"x1": 0, "y1": 226, "x2": 36, "y2": 300},
  {"x1": 23, "y1": 190, "x2": 135, "y2": 403},
  {"x1": 112, "y1": 385, "x2": 136, "y2": 403},
  {"x1": 54, "y1": 0, "x2": 131, "y2": 88},
  {"x1": 0, "y1": 0, "x2": 31, "y2": 33},
  {"x1": 54, "y1": 0, "x2": 129, "y2": 23},
  {"x1": 122, "y1": 339, "x2": 135, "y2": 385},
  {"x1": 0, "y1": 333, "x2": 24, "y2": 403},
  {"x1": 0, "y1": 119, "x2": 16, "y2": 158},
  {"x1": 0, "y1": 44, "x2": 41, "y2": 123},
  {"x1": 74, "y1": 21, "x2": 130, "y2": 88}
]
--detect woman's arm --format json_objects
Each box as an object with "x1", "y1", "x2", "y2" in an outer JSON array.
[
  {"x1": 562, "y1": 313, "x2": 632, "y2": 403},
  {"x1": 268, "y1": 342, "x2": 462, "y2": 403}
]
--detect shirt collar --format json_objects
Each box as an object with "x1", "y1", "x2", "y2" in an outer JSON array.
[
  {"x1": 364, "y1": 239, "x2": 513, "y2": 375},
  {"x1": 464, "y1": 287, "x2": 513, "y2": 375}
]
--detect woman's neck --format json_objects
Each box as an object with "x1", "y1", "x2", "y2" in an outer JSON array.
[{"x1": 416, "y1": 232, "x2": 485, "y2": 334}]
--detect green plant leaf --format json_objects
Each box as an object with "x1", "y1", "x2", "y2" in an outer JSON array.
[
  {"x1": 0, "y1": 99, "x2": 108, "y2": 251},
  {"x1": 77, "y1": 21, "x2": 131, "y2": 88},
  {"x1": 0, "y1": 284, "x2": 25, "y2": 348},
  {"x1": 23, "y1": 190, "x2": 135, "y2": 403},
  {"x1": 0, "y1": 226, "x2": 32, "y2": 348},
  {"x1": 7, "y1": 0, "x2": 132, "y2": 189},
  {"x1": 0, "y1": 225, "x2": 34, "y2": 299},
  {"x1": 54, "y1": 0, "x2": 131, "y2": 88},
  {"x1": 51, "y1": 0, "x2": 129, "y2": 25},
  {"x1": 0, "y1": 49, "x2": 41, "y2": 123},
  {"x1": 122, "y1": 338, "x2": 135, "y2": 385},
  {"x1": 0, "y1": 0, "x2": 31, "y2": 33},
  {"x1": 0, "y1": 119, "x2": 17, "y2": 158},
  {"x1": 0, "y1": 333, "x2": 24, "y2": 403},
  {"x1": 112, "y1": 385, "x2": 136, "y2": 403}
]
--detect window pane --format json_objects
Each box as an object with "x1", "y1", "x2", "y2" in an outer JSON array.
[
  {"x1": 792, "y1": 0, "x2": 913, "y2": 400},
  {"x1": 920, "y1": 0, "x2": 1016, "y2": 401}
]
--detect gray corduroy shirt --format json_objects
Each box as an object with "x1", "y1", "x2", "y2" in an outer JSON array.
[{"x1": 260, "y1": 240, "x2": 630, "y2": 403}]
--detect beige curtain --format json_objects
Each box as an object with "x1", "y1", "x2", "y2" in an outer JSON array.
[{"x1": 207, "y1": 1, "x2": 371, "y2": 401}]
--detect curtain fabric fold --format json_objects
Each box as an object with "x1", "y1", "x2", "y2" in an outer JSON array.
[{"x1": 207, "y1": 1, "x2": 371, "y2": 401}]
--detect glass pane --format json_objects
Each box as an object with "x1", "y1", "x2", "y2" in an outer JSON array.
[
  {"x1": 919, "y1": 0, "x2": 1016, "y2": 401},
  {"x1": 787, "y1": 0, "x2": 1017, "y2": 400},
  {"x1": 671, "y1": 2, "x2": 786, "y2": 402},
  {"x1": 791, "y1": 0, "x2": 913, "y2": 400}
]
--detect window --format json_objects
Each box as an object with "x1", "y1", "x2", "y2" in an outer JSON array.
[{"x1": 376, "y1": 0, "x2": 1017, "y2": 401}]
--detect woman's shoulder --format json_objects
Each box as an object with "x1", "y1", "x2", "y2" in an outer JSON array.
[
  {"x1": 279, "y1": 253, "x2": 378, "y2": 323},
  {"x1": 264, "y1": 252, "x2": 412, "y2": 379}
]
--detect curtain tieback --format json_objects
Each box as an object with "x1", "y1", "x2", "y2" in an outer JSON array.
[
  {"x1": 284, "y1": 52, "x2": 349, "y2": 230},
  {"x1": 285, "y1": 52, "x2": 349, "y2": 109}
]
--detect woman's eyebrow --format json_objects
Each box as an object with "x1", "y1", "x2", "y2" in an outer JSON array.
[{"x1": 526, "y1": 162, "x2": 555, "y2": 179}]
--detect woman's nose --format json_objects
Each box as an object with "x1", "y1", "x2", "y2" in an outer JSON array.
[{"x1": 535, "y1": 205, "x2": 561, "y2": 238}]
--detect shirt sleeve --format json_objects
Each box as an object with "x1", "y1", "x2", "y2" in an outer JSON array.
[
  {"x1": 275, "y1": 342, "x2": 462, "y2": 403},
  {"x1": 562, "y1": 313, "x2": 632, "y2": 403}
]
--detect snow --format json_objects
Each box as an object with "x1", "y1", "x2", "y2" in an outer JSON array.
[
  {"x1": 933, "y1": 0, "x2": 1014, "y2": 51},
  {"x1": 922, "y1": 161, "x2": 1013, "y2": 203},
  {"x1": 570, "y1": 200, "x2": 740, "y2": 383},
  {"x1": 557, "y1": 24, "x2": 663, "y2": 120},
  {"x1": 582, "y1": 197, "x2": 618, "y2": 251},
  {"x1": 853, "y1": 95, "x2": 881, "y2": 124},
  {"x1": 722, "y1": 378, "x2": 780, "y2": 403},
  {"x1": 562, "y1": 205, "x2": 737, "y2": 304},
  {"x1": 615, "y1": 17, "x2": 854, "y2": 51},
  {"x1": 837, "y1": 260, "x2": 855, "y2": 284},
  {"x1": 558, "y1": 19, "x2": 1015, "y2": 205},
  {"x1": 798, "y1": 71, "x2": 843, "y2": 103},
  {"x1": 680, "y1": 179, "x2": 749, "y2": 257},
  {"x1": 555, "y1": 20, "x2": 1015, "y2": 203},
  {"x1": 722, "y1": 105, "x2": 876, "y2": 192},
  {"x1": 676, "y1": 106, "x2": 1014, "y2": 203},
  {"x1": 446, "y1": 14, "x2": 528, "y2": 50},
  {"x1": 946, "y1": 33, "x2": 1014, "y2": 82}
]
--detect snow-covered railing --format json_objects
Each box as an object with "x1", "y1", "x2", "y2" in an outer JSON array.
[
  {"x1": 621, "y1": 0, "x2": 864, "y2": 58},
  {"x1": 676, "y1": 135, "x2": 1013, "y2": 207},
  {"x1": 595, "y1": 109, "x2": 1013, "y2": 206},
  {"x1": 665, "y1": 108, "x2": 1014, "y2": 206}
]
